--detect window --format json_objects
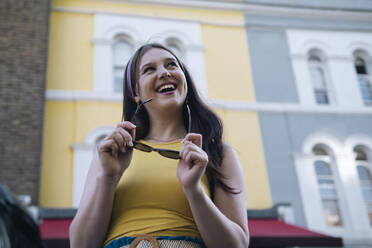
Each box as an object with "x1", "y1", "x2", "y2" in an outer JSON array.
[
  {"x1": 353, "y1": 52, "x2": 372, "y2": 106},
  {"x1": 354, "y1": 146, "x2": 372, "y2": 225},
  {"x1": 165, "y1": 38, "x2": 184, "y2": 61},
  {"x1": 308, "y1": 54, "x2": 329, "y2": 104},
  {"x1": 313, "y1": 145, "x2": 343, "y2": 226},
  {"x1": 113, "y1": 37, "x2": 133, "y2": 93}
]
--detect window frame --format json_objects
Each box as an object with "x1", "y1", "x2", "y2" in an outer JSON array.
[{"x1": 353, "y1": 51, "x2": 372, "y2": 106}]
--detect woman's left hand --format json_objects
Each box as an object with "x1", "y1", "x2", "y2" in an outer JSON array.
[{"x1": 177, "y1": 133, "x2": 209, "y2": 191}]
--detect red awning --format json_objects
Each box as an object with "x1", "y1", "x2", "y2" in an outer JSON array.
[
  {"x1": 40, "y1": 218, "x2": 343, "y2": 247},
  {"x1": 248, "y1": 219, "x2": 343, "y2": 247},
  {"x1": 39, "y1": 218, "x2": 72, "y2": 248}
]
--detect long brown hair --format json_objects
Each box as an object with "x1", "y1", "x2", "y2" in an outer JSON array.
[{"x1": 122, "y1": 43, "x2": 238, "y2": 199}]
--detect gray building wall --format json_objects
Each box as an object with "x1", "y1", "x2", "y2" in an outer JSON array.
[
  {"x1": 0, "y1": 0, "x2": 50, "y2": 204},
  {"x1": 244, "y1": 0, "x2": 372, "y2": 10},
  {"x1": 259, "y1": 113, "x2": 372, "y2": 227},
  {"x1": 246, "y1": 29, "x2": 298, "y2": 103},
  {"x1": 244, "y1": 0, "x2": 372, "y2": 231}
]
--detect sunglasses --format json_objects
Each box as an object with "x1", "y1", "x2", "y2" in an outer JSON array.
[{"x1": 129, "y1": 97, "x2": 191, "y2": 160}]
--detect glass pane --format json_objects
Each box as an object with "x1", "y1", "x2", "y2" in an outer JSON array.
[
  {"x1": 315, "y1": 160, "x2": 332, "y2": 176},
  {"x1": 310, "y1": 67, "x2": 327, "y2": 89},
  {"x1": 320, "y1": 188, "x2": 337, "y2": 198},
  {"x1": 322, "y1": 200, "x2": 343, "y2": 226},
  {"x1": 355, "y1": 57, "x2": 367, "y2": 75},
  {"x1": 309, "y1": 55, "x2": 321, "y2": 62},
  {"x1": 366, "y1": 204, "x2": 372, "y2": 225},
  {"x1": 313, "y1": 145, "x2": 328, "y2": 155},
  {"x1": 113, "y1": 68, "x2": 124, "y2": 93},
  {"x1": 318, "y1": 179, "x2": 334, "y2": 185},
  {"x1": 314, "y1": 90, "x2": 329, "y2": 104},
  {"x1": 363, "y1": 189, "x2": 372, "y2": 202},
  {"x1": 358, "y1": 77, "x2": 372, "y2": 103},
  {"x1": 354, "y1": 147, "x2": 368, "y2": 161},
  {"x1": 357, "y1": 166, "x2": 372, "y2": 180},
  {"x1": 113, "y1": 41, "x2": 132, "y2": 65},
  {"x1": 167, "y1": 44, "x2": 182, "y2": 60}
]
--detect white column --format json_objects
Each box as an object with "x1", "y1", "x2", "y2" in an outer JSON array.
[
  {"x1": 293, "y1": 153, "x2": 325, "y2": 231},
  {"x1": 327, "y1": 57, "x2": 364, "y2": 107},
  {"x1": 335, "y1": 153, "x2": 372, "y2": 238},
  {"x1": 186, "y1": 45, "x2": 208, "y2": 100},
  {"x1": 72, "y1": 144, "x2": 95, "y2": 207},
  {"x1": 94, "y1": 39, "x2": 114, "y2": 92},
  {"x1": 291, "y1": 55, "x2": 316, "y2": 105}
]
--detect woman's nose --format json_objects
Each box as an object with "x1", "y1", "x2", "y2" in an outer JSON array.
[{"x1": 158, "y1": 67, "x2": 171, "y2": 79}]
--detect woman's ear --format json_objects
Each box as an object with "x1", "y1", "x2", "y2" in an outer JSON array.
[{"x1": 134, "y1": 95, "x2": 141, "y2": 104}]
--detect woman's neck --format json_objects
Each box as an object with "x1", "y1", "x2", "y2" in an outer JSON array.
[{"x1": 146, "y1": 109, "x2": 186, "y2": 143}]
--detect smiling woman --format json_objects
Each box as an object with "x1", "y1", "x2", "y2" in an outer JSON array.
[{"x1": 69, "y1": 43, "x2": 249, "y2": 248}]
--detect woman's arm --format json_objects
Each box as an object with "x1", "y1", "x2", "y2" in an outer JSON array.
[
  {"x1": 178, "y1": 135, "x2": 249, "y2": 248},
  {"x1": 69, "y1": 155, "x2": 117, "y2": 248},
  {"x1": 69, "y1": 122, "x2": 136, "y2": 248}
]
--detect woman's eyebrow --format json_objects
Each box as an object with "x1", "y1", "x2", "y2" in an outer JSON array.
[
  {"x1": 140, "y1": 58, "x2": 177, "y2": 71},
  {"x1": 140, "y1": 62, "x2": 154, "y2": 71}
]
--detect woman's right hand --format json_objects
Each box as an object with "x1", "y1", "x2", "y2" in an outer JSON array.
[{"x1": 96, "y1": 121, "x2": 136, "y2": 183}]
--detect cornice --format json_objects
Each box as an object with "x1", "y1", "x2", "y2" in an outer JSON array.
[
  {"x1": 97, "y1": 0, "x2": 372, "y2": 21},
  {"x1": 46, "y1": 90, "x2": 372, "y2": 115}
]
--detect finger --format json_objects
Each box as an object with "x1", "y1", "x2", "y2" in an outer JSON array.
[
  {"x1": 111, "y1": 131, "x2": 126, "y2": 153},
  {"x1": 118, "y1": 128, "x2": 133, "y2": 148},
  {"x1": 185, "y1": 151, "x2": 200, "y2": 165},
  {"x1": 183, "y1": 141, "x2": 203, "y2": 154},
  {"x1": 183, "y1": 133, "x2": 202, "y2": 148},
  {"x1": 117, "y1": 121, "x2": 136, "y2": 138},
  {"x1": 179, "y1": 141, "x2": 195, "y2": 159},
  {"x1": 98, "y1": 139, "x2": 119, "y2": 158},
  {"x1": 186, "y1": 151, "x2": 208, "y2": 166}
]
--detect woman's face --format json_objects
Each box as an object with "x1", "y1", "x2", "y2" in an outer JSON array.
[{"x1": 136, "y1": 48, "x2": 188, "y2": 112}]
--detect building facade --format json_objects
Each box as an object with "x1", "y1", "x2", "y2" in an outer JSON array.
[
  {"x1": 0, "y1": 0, "x2": 50, "y2": 205},
  {"x1": 41, "y1": 0, "x2": 272, "y2": 213},
  {"x1": 244, "y1": 0, "x2": 372, "y2": 246}
]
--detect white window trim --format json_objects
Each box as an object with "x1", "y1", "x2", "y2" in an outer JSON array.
[
  {"x1": 294, "y1": 133, "x2": 372, "y2": 244},
  {"x1": 93, "y1": 13, "x2": 207, "y2": 98},
  {"x1": 71, "y1": 126, "x2": 114, "y2": 207},
  {"x1": 287, "y1": 30, "x2": 372, "y2": 108},
  {"x1": 307, "y1": 49, "x2": 334, "y2": 105},
  {"x1": 353, "y1": 50, "x2": 372, "y2": 106}
]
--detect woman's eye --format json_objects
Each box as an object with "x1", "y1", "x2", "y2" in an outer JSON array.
[
  {"x1": 144, "y1": 67, "x2": 154, "y2": 73},
  {"x1": 168, "y1": 61, "x2": 177, "y2": 67}
]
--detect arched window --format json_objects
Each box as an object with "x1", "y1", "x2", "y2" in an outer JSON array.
[
  {"x1": 112, "y1": 36, "x2": 134, "y2": 93},
  {"x1": 165, "y1": 38, "x2": 184, "y2": 61},
  {"x1": 354, "y1": 146, "x2": 372, "y2": 224},
  {"x1": 308, "y1": 53, "x2": 329, "y2": 105},
  {"x1": 313, "y1": 145, "x2": 343, "y2": 226},
  {"x1": 353, "y1": 51, "x2": 372, "y2": 106}
]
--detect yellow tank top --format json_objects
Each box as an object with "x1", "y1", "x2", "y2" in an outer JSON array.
[{"x1": 104, "y1": 139, "x2": 211, "y2": 246}]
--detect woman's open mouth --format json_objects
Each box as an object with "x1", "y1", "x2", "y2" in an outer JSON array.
[{"x1": 156, "y1": 83, "x2": 177, "y2": 94}]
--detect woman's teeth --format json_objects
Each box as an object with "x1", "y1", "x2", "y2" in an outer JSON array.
[{"x1": 158, "y1": 84, "x2": 175, "y2": 93}]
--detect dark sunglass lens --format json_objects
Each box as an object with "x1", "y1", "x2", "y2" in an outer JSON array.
[
  {"x1": 134, "y1": 142, "x2": 153, "y2": 152},
  {"x1": 158, "y1": 150, "x2": 180, "y2": 159}
]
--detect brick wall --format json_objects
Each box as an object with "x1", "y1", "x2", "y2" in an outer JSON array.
[{"x1": 0, "y1": 0, "x2": 50, "y2": 204}]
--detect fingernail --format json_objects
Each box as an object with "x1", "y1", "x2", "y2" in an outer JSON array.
[{"x1": 130, "y1": 141, "x2": 134, "y2": 147}]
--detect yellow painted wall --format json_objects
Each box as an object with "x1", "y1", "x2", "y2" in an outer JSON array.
[
  {"x1": 216, "y1": 109, "x2": 272, "y2": 208},
  {"x1": 47, "y1": 11, "x2": 93, "y2": 90},
  {"x1": 52, "y1": 0, "x2": 244, "y2": 25},
  {"x1": 42, "y1": 0, "x2": 271, "y2": 208},
  {"x1": 202, "y1": 25, "x2": 255, "y2": 101},
  {"x1": 41, "y1": 101, "x2": 75, "y2": 207},
  {"x1": 40, "y1": 101, "x2": 123, "y2": 207}
]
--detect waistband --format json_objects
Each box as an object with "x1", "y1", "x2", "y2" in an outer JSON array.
[{"x1": 104, "y1": 235, "x2": 205, "y2": 248}]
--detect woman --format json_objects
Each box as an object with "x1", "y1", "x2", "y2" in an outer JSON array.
[{"x1": 70, "y1": 43, "x2": 249, "y2": 248}]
